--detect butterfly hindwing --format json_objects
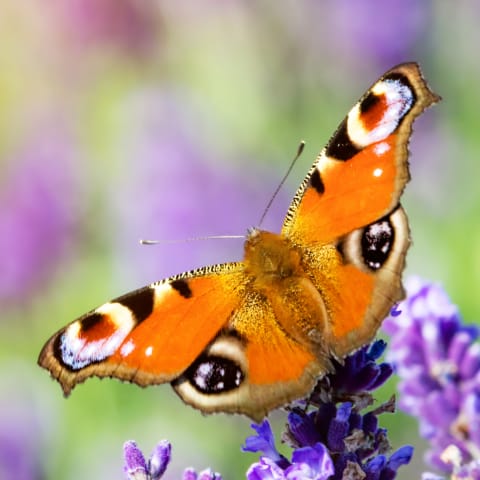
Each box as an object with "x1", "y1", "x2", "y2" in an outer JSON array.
[{"x1": 174, "y1": 292, "x2": 322, "y2": 421}]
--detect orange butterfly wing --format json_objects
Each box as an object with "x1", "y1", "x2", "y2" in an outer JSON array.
[{"x1": 283, "y1": 63, "x2": 439, "y2": 245}]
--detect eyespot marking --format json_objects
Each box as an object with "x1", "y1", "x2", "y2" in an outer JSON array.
[
  {"x1": 361, "y1": 217, "x2": 395, "y2": 270},
  {"x1": 347, "y1": 74, "x2": 416, "y2": 149},
  {"x1": 55, "y1": 303, "x2": 136, "y2": 371},
  {"x1": 184, "y1": 355, "x2": 245, "y2": 394}
]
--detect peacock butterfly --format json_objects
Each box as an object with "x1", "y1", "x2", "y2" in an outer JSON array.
[{"x1": 38, "y1": 63, "x2": 439, "y2": 421}]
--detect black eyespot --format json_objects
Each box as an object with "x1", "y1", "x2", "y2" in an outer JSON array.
[
  {"x1": 361, "y1": 218, "x2": 394, "y2": 270},
  {"x1": 185, "y1": 355, "x2": 244, "y2": 394}
]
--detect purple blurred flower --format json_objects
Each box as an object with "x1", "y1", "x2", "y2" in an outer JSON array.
[
  {"x1": 0, "y1": 402, "x2": 42, "y2": 479},
  {"x1": 427, "y1": 444, "x2": 480, "y2": 480},
  {"x1": 54, "y1": 0, "x2": 159, "y2": 55},
  {"x1": 123, "y1": 441, "x2": 222, "y2": 480},
  {"x1": 319, "y1": 0, "x2": 431, "y2": 68},
  {"x1": 384, "y1": 277, "x2": 480, "y2": 474},
  {"x1": 262, "y1": 1, "x2": 432, "y2": 80},
  {"x1": 0, "y1": 120, "x2": 79, "y2": 307},
  {"x1": 243, "y1": 340, "x2": 412, "y2": 480},
  {"x1": 0, "y1": 364, "x2": 54, "y2": 480},
  {"x1": 327, "y1": 0, "x2": 432, "y2": 66}
]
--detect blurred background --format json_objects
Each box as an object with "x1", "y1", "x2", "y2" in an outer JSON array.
[{"x1": 1, "y1": 1, "x2": 479, "y2": 478}]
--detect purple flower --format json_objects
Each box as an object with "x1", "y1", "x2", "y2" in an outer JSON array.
[
  {"x1": 246, "y1": 442, "x2": 334, "y2": 480},
  {"x1": 384, "y1": 277, "x2": 480, "y2": 474},
  {"x1": 423, "y1": 445, "x2": 480, "y2": 480},
  {"x1": 0, "y1": 364, "x2": 55, "y2": 480},
  {"x1": 183, "y1": 468, "x2": 223, "y2": 480},
  {"x1": 124, "y1": 440, "x2": 171, "y2": 480},
  {"x1": 0, "y1": 119, "x2": 79, "y2": 307},
  {"x1": 54, "y1": 0, "x2": 158, "y2": 55},
  {"x1": 243, "y1": 340, "x2": 412, "y2": 480},
  {"x1": 327, "y1": 0, "x2": 432, "y2": 65},
  {"x1": 121, "y1": 340, "x2": 412, "y2": 479},
  {"x1": 123, "y1": 441, "x2": 222, "y2": 480},
  {"x1": 242, "y1": 421, "x2": 288, "y2": 468},
  {"x1": 0, "y1": 401, "x2": 42, "y2": 479},
  {"x1": 329, "y1": 340, "x2": 394, "y2": 394}
]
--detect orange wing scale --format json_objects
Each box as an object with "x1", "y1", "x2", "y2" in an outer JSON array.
[
  {"x1": 246, "y1": 335, "x2": 316, "y2": 385},
  {"x1": 328, "y1": 265, "x2": 375, "y2": 339},
  {"x1": 106, "y1": 276, "x2": 242, "y2": 376},
  {"x1": 288, "y1": 135, "x2": 399, "y2": 245}
]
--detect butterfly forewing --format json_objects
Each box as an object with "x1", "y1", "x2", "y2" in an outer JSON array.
[
  {"x1": 38, "y1": 264, "x2": 244, "y2": 395},
  {"x1": 282, "y1": 63, "x2": 440, "y2": 246}
]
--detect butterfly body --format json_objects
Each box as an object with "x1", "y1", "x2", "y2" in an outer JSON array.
[{"x1": 39, "y1": 63, "x2": 439, "y2": 421}]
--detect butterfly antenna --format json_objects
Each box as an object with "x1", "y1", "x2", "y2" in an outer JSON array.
[
  {"x1": 140, "y1": 234, "x2": 245, "y2": 245},
  {"x1": 258, "y1": 140, "x2": 305, "y2": 227}
]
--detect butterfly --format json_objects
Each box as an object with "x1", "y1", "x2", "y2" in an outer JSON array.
[{"x1": 38, "y1": 63, "x2": 439, "y2": 422}]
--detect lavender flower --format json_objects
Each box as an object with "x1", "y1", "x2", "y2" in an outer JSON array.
[
  {"x1": 326, "y1": 0, "x2": 431, "y2": 65},
  {"x1": 243, "y1": 340, "x2": 413, "y2": 480},
  {"x1": 182, "y1": 467, "x2": 223, "y2": 480},
  {"x1": 0, "y1": 364, "x2": 55, "y2": 480},
  {"x1": 54, "y1": 0, "x2": 158, "y2": 55},
  {"x1": 0, "y1": 120, "x2": 79, "y2": 307},
  {"x1": 123, "y1": 441, "x2": 222, "y2": 480},
  {"x1": 247, "y1": 441, "x2": 334, "y2": 480},
  {"x1": 328, "y1": 339, "x2": 394, "y2": 394},
  {"x1": 384, "y1": 277, "x2": 480, "y2": 476},
  {"x1": 244, "y1": 421, "x2": 334, "y2": 480},
  {"x1": 0, "y1": 399, "x2": 42, "y2": 480}
]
